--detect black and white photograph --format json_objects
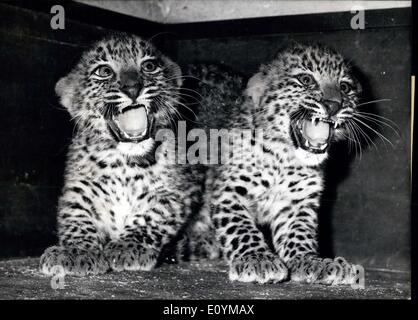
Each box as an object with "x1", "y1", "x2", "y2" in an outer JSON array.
[{"x1": 0, "y1": 0, "x2": 414, "y2": 307}]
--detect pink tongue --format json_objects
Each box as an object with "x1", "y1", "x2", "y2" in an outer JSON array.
[
  {"x1": 117, "y1": 107, "x2": 147, "y2": 136},
  {"x1": 303, "y1": 120, "x2": 330, "y2": 145}
]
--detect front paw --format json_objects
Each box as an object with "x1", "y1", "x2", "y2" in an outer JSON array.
[
  {"x1": 104, "y1": 240, "x2": 158, "y2": 272},
  {"x1": 290, "y1": 255, "x2": 363, "y2": 285},
  {"x1": 229, "y1": 251, "x2": 289, "y2": 284},
  {"x1": 39, "y1": 245, "x2": 109, "y2": 276}
]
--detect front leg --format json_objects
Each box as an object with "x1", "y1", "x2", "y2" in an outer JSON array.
[
  {"x1": 40, "y1": 187, "x2": 109, "y2": 276},
  {"x1": 212, "y1": 186, "x2": 288, "y2": 284},
  {"x1": 272, "y1": 201, "x2": 362, "y2": 285},
  {"x1": 104, "y1": 192, "x2": 185, "y2": 272}
]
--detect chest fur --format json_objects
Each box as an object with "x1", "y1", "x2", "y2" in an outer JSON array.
[
  {"x1": 66, "y1": 147, "x2": 167, "y2": 237},
  {"x1": 251, "y1": 154, "x2": 323, "y2": 221}
]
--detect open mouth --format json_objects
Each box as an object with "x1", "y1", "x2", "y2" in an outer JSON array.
[
  {"x1": 293, "y1": 117, "x2": 338, "y2": 154},
  {"x1": 107, "y1": 104, "x2": 152, "y2": 142}
]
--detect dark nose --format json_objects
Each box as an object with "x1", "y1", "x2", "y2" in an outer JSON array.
[
  {"x1": 323, "y1": 100, "x2": 341, "y2": 116},
  {"x1": 322, "y1": 83, "x2": 342, "y2": 116},
  {"x1": 120, "y1": 69, "x2": 142, "y2": 101}
]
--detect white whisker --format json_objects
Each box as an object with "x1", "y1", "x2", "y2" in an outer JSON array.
[
  {"x1": 352, "y1": 117, "x2": 394, "y2": 147},
  {"x1": 355, "y1": 98, "x2": 391, "y2": 107}
]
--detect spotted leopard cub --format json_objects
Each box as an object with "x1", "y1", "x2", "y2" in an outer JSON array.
[
  {"x1": 195, "y1": 44, "x2": 364, "y2": 284},
  {"x1": 40, "y1": 34, "x2": 200, "y2": 276}
]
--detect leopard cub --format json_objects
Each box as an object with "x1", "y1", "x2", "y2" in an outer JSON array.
[
  {"x1": 186, "y1": 44, "x2": 364, "y2": 284},
  {"x1": 40, "y1": 34, "x2": 201, "y2": 276}
]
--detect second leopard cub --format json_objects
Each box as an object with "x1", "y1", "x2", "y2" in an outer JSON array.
[{"x1": 186, "y1": 44, "x2": 364, "y2": 284}]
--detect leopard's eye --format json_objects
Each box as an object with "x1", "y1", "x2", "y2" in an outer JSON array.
[
  {"x1": 297, "y1": 74, "x2": 316, "y2": 87},
  {"x1": 92, "y1": 65, "x2": 114, "y2": 79},
  {"x1": 340, "y1": 81, "x2": 352, "y2": 94},
  {"x1": 141, "y1": 60, "x2": 158, "y2": 73}
]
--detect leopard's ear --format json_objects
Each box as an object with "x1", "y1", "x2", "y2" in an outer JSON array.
[
  {"x1": 55, "y1": 75, "x2": 75, "y2": 111},
  {"x1": 162, "y1": 56, "x2": 182, "y2": 87},
  {"x1": 245, "y1": 72, "x2": 266, "y2": 106}
]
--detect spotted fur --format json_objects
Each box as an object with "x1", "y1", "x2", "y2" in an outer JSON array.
[
  {"x1": 186, "y1": 44, "x2": 364, "y2": 284},
  {"x1": 40, "y1": 34, "x2": 202, "y2": 276}
]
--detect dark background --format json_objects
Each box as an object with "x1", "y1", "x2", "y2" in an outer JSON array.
[{"x1": 0, "y1": 1, "x2": 411, "y2": 272}]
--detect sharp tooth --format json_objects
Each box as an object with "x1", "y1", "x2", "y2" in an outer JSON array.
[
  {"x1": 334, "y1": 122, "x2": 338, "y2": 129},
  {"x1": 311, "y1": 117, "x2": 315, "y2": 124},
  {"x1": 321, "y1": 143, "x2": 328, "y2": 150},
  {"x1": 305, "y1": 140, "x2": 310, "y2": 147}
]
